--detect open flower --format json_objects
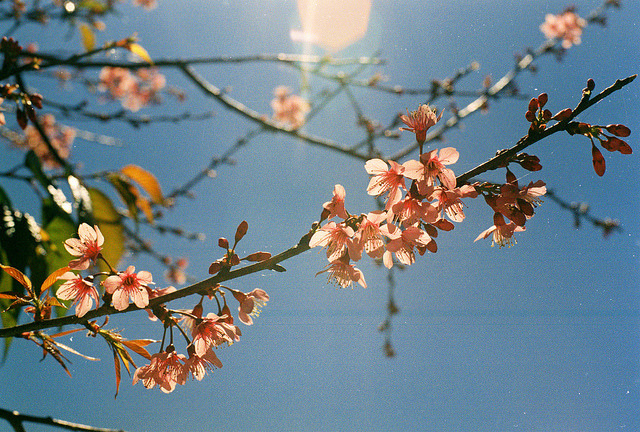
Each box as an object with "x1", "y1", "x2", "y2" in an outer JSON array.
[
  {"x1": 399, "y1": 104, "x2": 443, "y2": 151},
  {"x1": 56, "y1": 272, "x2": 99, "y2": 317},
  {"x1": 180, "y1": 348, "x2": 223, "y2": 382},
  {"x1": 64, "y1": 223, "x2": 104, "y2": 270},
  {"x1": 404, "y1": 147, "x2": 459, "y2": 191},
  {"x1": 309, "y1": 221, "x2": 357, "y2": 261},
  {"x1": 322, "y1": 184, "x2": 348, "y2": 220},
  {"x1": 365, "y1": 159, "x2": 409, "y2": 209},
  {"x1": 381, "y1": 225, "x2": 433, "y2": 268},
  {"x1": 474, "y1": 213, "x2": 526, "y2": 248},
  {"x1": 232, "y1": 288, "x2": 270, "y2": 325},
  {"x1": 316, "y1": 255, "x2": 367, "y2": 289},
  {"x1": 192, "y1": 313, "x2": 241, "y2": 356},
  {"x1": 271, "y1": 86, "x2": 310, "y2": 128},
  {"x1": 103, "y1": 266, "x2": 154, "y2": 311},
  {"x1": 133, "y1": 348, "x2": 186, "y2": 393}
]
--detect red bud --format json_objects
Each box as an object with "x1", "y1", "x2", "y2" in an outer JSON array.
[
  {"x1": 525, "y1": 110, "x2": 535, "y2": 122},
  {"x1": 218, "y1": 237, "x2": 229, "y2": 249},
  {"x1": 208, "y1": 261, "x2": 222, "y2": 274},
  {"x1": 591, "y1": 144, "x2": 605, "y2": 176},
  {"x1": 234, "y1": 220, "x2": 249, "y2": 243},
  {"x1": 605, "y1": 124, "x2": 631, "y2": 137},
  {"x1": 244, "y1": 251, "x2": 272, "y2": 262},
  {"x1": 552, "y1": 108, "x2": 572, "y2": 122},
  {"x1": 528, "y1": 98, "x2": 539, "y2": 112},
  {"x1": 16, "y1": 107, "x2": 27, "y2": 129},
  {"x1": 537, "y1": 93, "x2": 548, "y2": 107},
  {"x1": 587, "y1": 78, "x2": 595, "y2": 91}
]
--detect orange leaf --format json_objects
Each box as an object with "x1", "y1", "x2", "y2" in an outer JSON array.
[
  {"x1": 121, "y1": 164, "x2": 165, "y2": 205},
  {"x1": 0, "y1": 263, "x2": 33, "y2": 296},
  {"x1": 122, "y1": 339, "x2": 155, "y2": 360},
  {"x1": 40, "y1": 266, "x2": 71, "y2": 295},
  {"x1": 113, "y1": 351, "x2": 122, "y2": 398}
]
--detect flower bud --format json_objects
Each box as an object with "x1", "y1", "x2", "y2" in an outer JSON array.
[
  {"x1": 552, "y1": 108, "x2": 572, "y2": 122},
  {"x1": 16, "y1": 107, "x2": 27, "y2": 129},
  {"x1": 537, "y1": 93, "x2": 548, "y2": 107},
  {"x1": 234, "y1": 220, "x2": 249, "y2": 243},
  {"x1": 525, "y1": 110, "x2": 535, "y2": 122},
  {"x1": 591, "y1": 144, "x2": 605, "y2": 176},
  {"x1": 218, "y1": 237, "x2": 229, "y2": 249},
  {"x1": 528, "y1": 98, "x2": 539, "y2": 112},
  {"x1": 587, "y1": 78, "x2": 595, "y2": 91},
  {"x1": 605, "y1": 124, "x2": 631, "y2": 137},
  {"x1": 542, "y1": 109, "x2": 552, "y2": 121}
]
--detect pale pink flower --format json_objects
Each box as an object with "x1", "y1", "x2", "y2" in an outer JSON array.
[
  {"x1": 381, "y1": 225, "x2": 432, "y2": 268},
  {"x1": 21, "y1": 114, "x2": 76, "y2": 168},
  {"x1": 323, "y1": 184, "x2": 348, "y2": 219},
  {"x1": 353, "y1": 211, "x2": 387, "y2": 259},
  {"x1": 103, "y1": 266, "x2": 154, "y2": 311},
  {"x1": 404, "y1": 147, "x2": 459, "y2": 191},
  {"x1": 232, "y1": 288, "x2": 270, "y2": 325},
  {"x1": 365, "y1": 159, "x2": 410, "y2": 209},
  {"x1": 56, "y1": 272, "x2": 100, "y2": 317},
  {"x1": 133, "y1": 349, "x2": 186, "y2": 393},
  {"x1": 133, "y1": 0, "x2": 158, "y2": 11},
  {"x1": 474, "y1": 213, "x2": 526, "y2": 248},
  {"x1": 316, "y1": 256, "x2": 367, "y2": 289},
  {"x1": 144, "y1": 285, "x2": 177, "y2": 321},
  {"x1": 180, "y1": 349, "x2": 223, "y2": 382},
  {"x1": 99, "y1": 67, "x2": 165, "y2": 112},
  {"x1": 99, "y1": 67, "x2": 136, "y2": 99},
  {"x1": 430, "y1": 184, "x2": 477, "y2": 223},
  {"x1": 64, "y1": 223, "x2": 104, "y2": 270},
  {"x1": 309, "y1": 221, "x2": 357, "y2": 261},
  {"x1": 192, "y1": 313, "x2": 241, "y2": 356},
  {"x1": 399, "y1": 104, "x2": 443, "y2": 149},
  {"x1": 540, "y1": 10, "x2": 586, "y2": 49},
  {"x1": 390, "y1": 195, "x2": 430, "y2": 227},
  {"x1": 271, "y1": 86, "x2": 310, "y2": 128}
]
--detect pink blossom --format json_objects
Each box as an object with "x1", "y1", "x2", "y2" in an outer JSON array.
[
  {"x1": 474, "y1": 213, "x2": 526, "y2": 248},
  {"x1": 144, "y1": 285, "x2": 177, "y2": 321},
  {"x1": 271, "y1": 86, "x2": 310, "y2": 129},
  {"x1": 99, "y1": 67, "x2": 136, "y2": 99},
  {"x1": 64, "y1": 223, "x2": 104, "y2": 270},
  {"x1": 133, "y1": 0, "x2": 158, "y2": 11},
  {"x1": 56, "y1": 272, "x2": 99, "y2": 317},
  {"x1": 353, "y1": 211, "x2": 387, "y2": 259},
  {"x1": 322, "y1": 184, "x2": 348, "y2": 219},
  {"x1": 316, "y1": 255, "x2": 367, "y2": 289},
  {"x1": 404, "y1": 147, "x2": 459, "y2": 191},
  {"x1": 232, "y1": 288, "x2": 270, "y2": 325},
  {"x1": 99, "y1": 67, "x2": 165, "y2": 112},
  {"x1": 309, "y1": 221, "x2": 357, "y2": 261},
  {"x1": 21, "y1": 114, "x2": 75, "y2": 168},
  {"x1": 540, "y1": 10, "x2": 586, "y2": 49},
  {"x1": 180, "y1": 349, "x2": 223, "y2": 382},
  {"x1": 381, "y1": 225, "x2": 433, "y2": 268},
  {"x1": 133, "y1": 349, "x2": 186, "y2": 393},
  {"x1": 390, "y1": 195, "x2": 431, "y2": 227},
  {"x1": 399, "y1": 104, "x2": 443, "y2": 149},
  {"x1": 103, "y1": 266, "x2": 154, "y2": 311},
  {"x1": 192, "y1": 313, "x2": 241, "y2": 356},
  {"x1": 430, "y1": 184, "x2": 477, "y2": 223},
  {"x1": 365, "y1": 159, "x2": 409, "y2": 209}
]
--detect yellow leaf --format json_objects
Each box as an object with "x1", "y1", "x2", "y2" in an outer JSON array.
[
  {"x1": 121, "y1": 164, "x2": 165, "y2": 205},
  {"x1": 79, "y1": 23, "x2": 96, "y2": 52},
  {"x1": 127, "y1": 43, "x2": 153, "y2": 64}
]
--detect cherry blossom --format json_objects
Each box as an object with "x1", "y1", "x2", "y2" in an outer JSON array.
[
  {"x1": 353, "y1": 211, "x2": 387, "y2": 259},
  {"x1": 133, "y1": 0, "x2": 158, "y2": 10},
  {"x1": 322, "y1": 184, "x2": 348, "y2": 220},
  {"x1": 56, "y1": 272, "x2": 99, "y2": 317},
  {"x1": 404, "y1": 147, "x2": 459, "y2": 191},
  {"x1": 316, "y1": 255, "x2": 367, "y2": 289},
  {"x1": 365, "y1": 159, "x2": 408, "y2": 209},
  {"x1": 474, "y1": 213, "x2": 526, "y2": 248},
  {"x1": 103, "y1": 266, "x2": 154, "y2": 311},
  {"x1": 232, "y1": 288, "x2": 270, "y2": 325},
  {"x1": 309, "y1": 221, "x2": 357, "y2": 261},
  {"x1": 21, "y1": 114, "x2": 76, "y2": 168},
  {"x1": 430, "y1": 184, "x2": 478, "y2": 223},
  {"x1": 540, "y1": 10, "x2": 586, "y2": 49},
  {"x1": 382, "y1": 225, "x2": 433, "y2": 268},
  {"x1": 192, "y1": 313, "x2": 241, "y2": 356},
  {"x1": 399, "y1": 104, "x2": 443, "y2": 151},
  {"x1": 180, "y1": 348, "x2": 223, "y2": 382},
  {"x1": 133, "y1": 348, "x2": 186, "y2": 393},
  {"x1": 270, "y1": 85, "x2": 310, "y2": 129},
  {"x1": 64, "y1": 223, "x2": 104, "y2": 270}
]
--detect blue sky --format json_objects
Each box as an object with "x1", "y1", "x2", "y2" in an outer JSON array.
[{"x1": 1, "y1": 0, "x2": 639, "y2": 431}]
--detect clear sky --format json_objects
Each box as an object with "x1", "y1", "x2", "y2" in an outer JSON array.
[{"x1": 1, "y1": 0, "x2": 639, "y2": 431}]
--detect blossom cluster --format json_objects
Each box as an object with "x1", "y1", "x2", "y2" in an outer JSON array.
[
  {"x1": 539, "y1": 8, "x2": 586, "y2": 49},
  {"x1": 19, "y1": 113, "x2": 76, "y2": 168},
  {"x1": 54, "y1": 222, "x2": 269, "y2": 392},
  {"x1": 98, "y1": 66, "x2": 166, "y2": 112},
  {"x1": 310, "y1": 105, "x2": 549, "y2": 287},
  {"x1": 270, "y1": 85, "x2": 310, "y2": 129}
]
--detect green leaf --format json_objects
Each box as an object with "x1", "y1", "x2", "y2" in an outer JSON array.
[{"x1": 88, "y1": 188, "x2": 124, "y2": 270}]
